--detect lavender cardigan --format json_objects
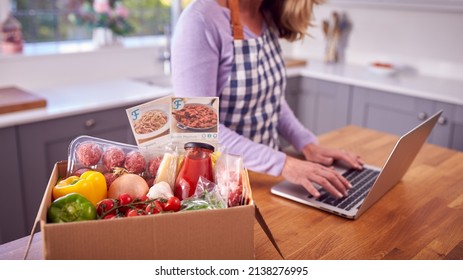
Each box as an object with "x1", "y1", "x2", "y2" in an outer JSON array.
[{"x1": 171, "y1": 0, "x2": 317, "y2": 176}]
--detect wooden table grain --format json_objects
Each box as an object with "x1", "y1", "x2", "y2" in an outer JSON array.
[
  {"x1": 1, "y1": 126, "x2": 462, "y2": 260},
  {"x1": 251, "y1": 126, "x2": 463, "y2": 260}
]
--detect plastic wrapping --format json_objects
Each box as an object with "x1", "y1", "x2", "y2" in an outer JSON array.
[
  {"x1": 154, "y1": 143, "x2": 179, "y2": 191},
  {"x1": 180, "y1": 176, "x2": 227, "y2": 211},
  {"x1": 214, "y1": 152, "x2": 245, "y2": 207},
  {"x1": 66, "y1": 136, "x2": 250, "y2": 208},
  {"x1": 66, "y1": 135, "x2": 164, "y2": 189}
]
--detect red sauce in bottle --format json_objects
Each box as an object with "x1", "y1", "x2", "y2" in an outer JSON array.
[{"x1": 174, "y1": 142, "x2": 214, "y2": 200}]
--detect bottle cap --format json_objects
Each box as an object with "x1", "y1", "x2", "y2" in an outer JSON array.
[{"x1": 184, "y1": 142, "x2": 214, "y2": 152}]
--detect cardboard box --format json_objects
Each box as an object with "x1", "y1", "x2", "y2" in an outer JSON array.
[{"x1": 35, "y1": 162, "x2": 255, "y2": 260}]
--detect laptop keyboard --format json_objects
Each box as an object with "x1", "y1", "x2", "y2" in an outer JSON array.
[{"x1": 311, "y1": 168, "x2": 380, "y2": 211}]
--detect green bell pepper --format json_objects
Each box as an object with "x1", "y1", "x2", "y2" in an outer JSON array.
[{"x1": 47, "y1": 193, "x2": 97, "y2": 223}]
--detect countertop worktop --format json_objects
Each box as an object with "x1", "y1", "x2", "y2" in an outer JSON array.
[
  {"x1": 287, "y1": 59, "x2": 463, "y2": 106},
  {"x1": 0, "y1": 78, "x2": 173, "y2": 129},
  {"x1": 1, "y1": 60, "x2": 462, "y2": 129},
  {"x1": 2, "y1": 126, "x2": 462, "y2": 260}
]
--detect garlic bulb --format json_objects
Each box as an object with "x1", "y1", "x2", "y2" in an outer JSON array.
[{"x1": 147, "y1": 181, "x2": 173, "y2": 200}]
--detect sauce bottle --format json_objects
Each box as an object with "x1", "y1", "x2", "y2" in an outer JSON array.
[{"x1": 174, "y1": 142, "x2": 214, "y2": 200}]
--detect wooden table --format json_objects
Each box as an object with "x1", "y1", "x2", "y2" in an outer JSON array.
[{"x1": 1, "y1": 126, "x2": 462, "y2": 260}]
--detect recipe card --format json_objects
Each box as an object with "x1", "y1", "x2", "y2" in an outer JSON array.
[
  {"x1": 126, "y1": 96, "x2": 219, "y2": 148},
  {"x1": 170, "y1": 97, "x2": 219, "y2": 144},
  {"x1": 126, "y1": 96, "x2": 171, "y2": 148}
]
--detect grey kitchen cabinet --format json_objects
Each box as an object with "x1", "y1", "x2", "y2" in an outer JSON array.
[
  {"x1": 286, "y1": 76, "x2": 462, "y2": 151},
  {"x1": 17, "y1": 105, "x2": 136, "y2": 233},
  {"x1": 450, "y1": 106, "x2": 463, "y2": 150},
  {"x1": 280, "y1": 76, "x2": 302, "y2": 148},
  {"x1": 294, "y1": 77, "x2": 351, "y2": 135},
  {"x1": 284, "y1": 76, "x2": 301, "y2": 118},
  {"x1": 351, "y1": 86, "x2": 460, "y2": 148},
  {"x1": 0, "y1": 127, "x2": 27, "y2": 244}
]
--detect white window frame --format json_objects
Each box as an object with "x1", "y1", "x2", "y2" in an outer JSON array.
[{"x1": 0, "y1": 0, "x2": 182, "y2": 57}]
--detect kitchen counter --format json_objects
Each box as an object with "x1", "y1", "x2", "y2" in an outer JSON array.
[
  {"x1": 1, "y1": 60, "x2": 462, "y2": 129},
  {"x1": 0, "y1": 78, "x2": 173, "y2": 129},
  {"x1": 2, "y1": 126, "x2": 462, "y2": 260},
  {"x1": 287, "y1": 59, "x2": 463, "y2": 106}
]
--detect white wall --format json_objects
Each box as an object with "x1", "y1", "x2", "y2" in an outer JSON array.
[
  {"x1": 282, "y1": 3, "x2": 463, "y2": 81},
  {"x1": 0, "y1": 0, "x2": 9, "y2": 22},
  {"x1": 0, "y1": 46, "x2": 165, "y2": 90},
  {"x1": 1, "y1": 2, "x2": 462, "y2": 92}
]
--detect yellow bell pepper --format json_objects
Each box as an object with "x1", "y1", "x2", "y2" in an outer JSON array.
[{"x1": 53, "y1": 171, "x2": 107, "y2": 205}]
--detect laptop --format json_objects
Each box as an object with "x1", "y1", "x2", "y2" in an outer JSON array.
[{"x1": 271, "y1": 110, "x2": 443, "y2": 219}]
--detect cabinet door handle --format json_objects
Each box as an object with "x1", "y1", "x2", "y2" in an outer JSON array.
[
  {"x1": 84, "y1": 118, "x2": 96, "y2": 128},
  {"x1": 438, "y1": 116, "x2": 447, "y2": 125},
  {"x1": 417, "y1": 112, "x2": 428, "y2": 120}
]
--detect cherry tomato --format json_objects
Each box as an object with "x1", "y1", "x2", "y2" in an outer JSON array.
[
  {"x1": 145, "y1": 200, "x2": 163, "y2": 214},
  {"x1": 118, "y1": 193, "x2": 133, "y2": 206},
  {"x1": 163, "y1": 196, "x2": 181, "y2": 212},
  {"x1": 126, "y1": 209, "x2": 145, "y2": 217},
  {"x1": 133, "y1": 195, "x2": 149, "y2": 209},
  {"x1": 96, "y1": 198, "x2": 118, "y2": 218},
  {"x1": 103, "y1": 213, "x2": 117, "y2": 220},
  {"x1": 117, "y1": 193, "x2": 133, "y2": 213}
]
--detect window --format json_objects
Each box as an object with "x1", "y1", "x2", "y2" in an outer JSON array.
[
  {"x1": 7, "y1": 0, "x2": 192, "y2": 44},
  {"x1": 328, "y1": 1, "x2": 463, "y2": 12}
]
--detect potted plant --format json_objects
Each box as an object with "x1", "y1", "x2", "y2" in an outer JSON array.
[{"x1": 68, "y1": 0, "x2": 134, "y2": 48}]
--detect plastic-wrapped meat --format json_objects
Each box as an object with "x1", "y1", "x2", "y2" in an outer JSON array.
[
  {"x1": 124, "y1": 151, "x2": 146, "y2": 174},
  {"x1": 104, "y1": 173, "x2": 119, "y2": 190},
  {"x1": 228, "y1": 188, "x2": 243, "y2": 207},
  {"x1": 144, "y1": 176, "x2": 155, "y2": 188},
  {"x1": 76, "y1": 142, "x2": 102, "y2": 166},
  {"x1": 72, "y1": 167, "x2": 92, "y2": 177},
  {"x1": 148, "y1": 155, "x2": 163, "y2": 177},
  {"x1": 102, "y1": 146, "x2": 125, "y2": 171}
]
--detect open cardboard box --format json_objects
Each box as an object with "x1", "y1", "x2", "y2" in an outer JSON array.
[{"x1": 32, "y1": 161, "x2": 257, "y2": 260}]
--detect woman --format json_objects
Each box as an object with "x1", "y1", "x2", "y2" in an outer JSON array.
[{"x1": 171, "y1": 0, "x2": 363, "y2": 199}]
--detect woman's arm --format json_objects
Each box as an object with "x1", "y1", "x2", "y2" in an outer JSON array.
[
  {"x1": 171, "y1": 8, "x2": 220, "y2": 97},
  {"x1": 277, "y1": 98, "x2": 318, "y2": 151},
  {"x1": 219, "y1": 124, "x2": 286, "y2": 176}
]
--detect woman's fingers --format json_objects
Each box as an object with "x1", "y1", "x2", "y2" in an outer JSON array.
[
  {"x1": 299, "y1": 179, "x2": 321, "y2": 198},
  {"x1": 315, "y1": 154, "x2": 334, "y2": 166},
  {"x1": 312, "y1": 166, "x2": 349, "y2": 198},
  {"x1": 303, "y1": 143, "x2": 364, "y2": 170},
  {"x1": 303, "y1": 161, "x2": 351, "y2": 198},
  {"x1": 282, "y1": 156, "x2": 352, "y2": 199},
  {"x1": 336, "y1": 150, "x2": 363, "y2": 169}
]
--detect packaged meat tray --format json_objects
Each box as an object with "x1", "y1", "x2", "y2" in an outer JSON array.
[{"x1": 66, "y1": 135, "x2": 165, "y2": 188}]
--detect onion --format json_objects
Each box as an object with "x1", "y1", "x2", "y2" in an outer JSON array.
[{"x1": 108, "y1": 174, "x2": 149, "y2": 199}]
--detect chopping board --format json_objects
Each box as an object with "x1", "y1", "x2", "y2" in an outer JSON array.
[
  {"x1": 284, "y1": 58, "x2": 307, "y2": 68},
  {"x1": 0, "y1": 86, "x2": 47, "y2": 114}
]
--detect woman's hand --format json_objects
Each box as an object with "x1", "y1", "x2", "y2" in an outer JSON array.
[
  {"x1": 281, "y1": 156, "x2": 352, "y2": 199},
  {"x1": 302, "y1": 143, "x2": 364, "y2": 170}
]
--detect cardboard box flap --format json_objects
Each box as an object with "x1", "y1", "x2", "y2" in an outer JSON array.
[
  {"x1": 37, "y1": 161, "x2": 67, "y2": 223},
  {"x1": 24, "y1": 161, "x2": 66, "y2": 260},
  {"x1": 255, "y1": 204, "x2": 284, "y2": 259}
]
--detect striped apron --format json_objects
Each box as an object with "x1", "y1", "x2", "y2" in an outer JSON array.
[{"x1": 219, "y1": 0, "x2": 286, "y2": 150}]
